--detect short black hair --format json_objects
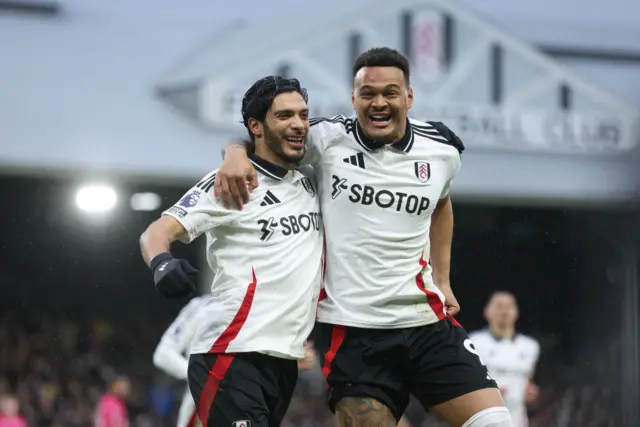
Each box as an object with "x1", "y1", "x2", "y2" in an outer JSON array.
[
  {"x1": 241, "y1": 75, "x2": 308, "y2": 140},
  {"x1": 485, "y1": 290, "x2": 516, "y2": 307},
  {"x1": 352, "y1": 47, "x2": 411, "y2": 85}
]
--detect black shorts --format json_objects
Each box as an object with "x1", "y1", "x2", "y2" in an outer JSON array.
[
  {"x1": 313, "y1": 317, "x2": 498, "y2": 421},
  {"x1": 188, "y1": 352, "x2": 298, "y2": 427}
]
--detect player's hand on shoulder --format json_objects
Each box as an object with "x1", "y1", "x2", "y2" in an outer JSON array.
[
  {"x1": 150, "y1": 253, "x2": 198, "y2": 298},
  {"x1": 215, "y1": 140, "x2": 259, "y2": 210},
  {"x1": 297, "y1": 341, "x2": 317, "y2": 372}
]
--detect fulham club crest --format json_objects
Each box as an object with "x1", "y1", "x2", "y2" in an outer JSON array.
[
  {"x1": 414, "y1": 162, "x2": 431, "y2": 183},
  {"x1": 300, "y1": 177, "x2": 316, "y2": 197},
  {"x1": 233, "y1": 421, "x2": 251, "y2": 427}
]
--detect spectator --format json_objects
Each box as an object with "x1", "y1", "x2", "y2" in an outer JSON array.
[
  {"x1": 95, "y1": 376, "x2": 131, "y2": 427},
  {"x1": 0, "y1": 395, "x2": 27, "y2": 427}
]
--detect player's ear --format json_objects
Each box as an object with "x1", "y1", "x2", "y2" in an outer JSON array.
[
  {"x1": 351, "y1": 89, "x2": 356, "y2": 109},
  {"x1": 248, "y1": 118, "x2": 263, "y2": 140},
  {"x1": 406, "y1": 87, "x2": 414, "y2": 109}
]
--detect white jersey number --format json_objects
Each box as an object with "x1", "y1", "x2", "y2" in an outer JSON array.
[{"x1": 464, "y1": 339, "x2": 495, "y2": 381}]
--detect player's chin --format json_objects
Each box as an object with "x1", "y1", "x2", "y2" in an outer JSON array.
[
  {"x1": 362, "y1": 123, "x2": 396, "y2": 141},
  {"x1": 281, "y1": 147, "x2": 306, "y2": 164}
]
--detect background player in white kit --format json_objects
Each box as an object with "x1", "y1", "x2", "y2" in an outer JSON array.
[
  {"x1": 153, "y1": 295, "x2": 208, "y2": 427},
  {"x1": 216, "y1": 47, "x2": 512, "y2": 427},
  {"x1": 469, "y1": 292, "x2": 541, "y2": 427},
  {"x1": 153, "y1": 295, "x2": 319, "y2": 427},
  {"x1": 140, "y1": 76, "x2": 324, "y2": 427}
]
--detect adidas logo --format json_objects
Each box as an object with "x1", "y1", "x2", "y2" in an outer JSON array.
[
  {"x1": 260, "y1": 190, "x2": 281, "y2": 206},
  {"x1": 343, "y1": 153, "x2": 365, "y2": 169}
]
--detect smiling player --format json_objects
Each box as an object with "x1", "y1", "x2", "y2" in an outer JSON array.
[{"x1": 215, "y1": 48, "x2": 511, "y2": 427}]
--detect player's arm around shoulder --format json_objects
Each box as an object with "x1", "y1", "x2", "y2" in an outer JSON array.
[
  {"x1": 215, "y1": 117, "x2": 340, "y2": 209},
  {"x1": 305, "y1": 115, "x2": 347, "y2": 162},
  {"x1": 216, "y1": 139, "x2": 259, "y2": 209}
]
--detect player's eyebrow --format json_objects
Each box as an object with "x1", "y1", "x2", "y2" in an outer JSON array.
[
  {"x1": 273, "y1": 108, "x2": 309, "y2": 116},
  {"x1": 359, "y1": 83, "x2": 403, "y2": 91}
]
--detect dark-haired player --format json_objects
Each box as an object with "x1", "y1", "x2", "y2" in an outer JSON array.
[
  {"x1": 140, "y1": 76, "x2": 323, "y2": 427},
  {"x1": 469, "y1": 291, "x2": 541, "y2": 427},
  {"x1": 215, "y1": 48, "x2": 511, "y2": 427}
]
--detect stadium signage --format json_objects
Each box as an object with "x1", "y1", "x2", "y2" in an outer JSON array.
[{"x1": 201, "y1": 88, "x2": 635, "y2": 154}]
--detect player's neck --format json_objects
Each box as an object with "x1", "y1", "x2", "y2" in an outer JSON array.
[
  {"x1": 254, "y1": 144, "x2": 296, "y2": 171},
  {"x1": 391, "y1": 124, "x2": 408, "y2": 145},
  {"x1": 489, "y1": 325, "x2": 515, "y2": 340}
]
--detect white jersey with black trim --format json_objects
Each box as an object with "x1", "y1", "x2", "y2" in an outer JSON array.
[
  {"x1": 162, "y1": 154, "x2": 323, "y2": 359},
  {"x1": 469, "y1": 329, "x2": 540, "y2": 427},
  {"x1": 306, "y1": 115, "x2": 464, "y2": 329}
]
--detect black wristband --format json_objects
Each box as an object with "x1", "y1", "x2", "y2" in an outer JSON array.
[{"x1": 150, "y1": 252, "x2": 174, "y2": 273}]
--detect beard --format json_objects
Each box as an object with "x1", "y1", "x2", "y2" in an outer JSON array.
[{"x1": 263, "y1": 124, "x2": 306, "y2": 165}]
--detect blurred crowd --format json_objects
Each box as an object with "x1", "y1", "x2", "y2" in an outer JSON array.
[
  {"x1": 0, "y1": 314, "x2": 172, "y2": 427},
  {"x1": 0, "y1": 312, "x2": 621, "y2": 427}
]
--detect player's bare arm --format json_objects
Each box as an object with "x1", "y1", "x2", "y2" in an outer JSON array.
[
  {"x1": 140, "y1": 215, "x2": 198, "y2": 298},
  {"x1": 215, "y1": 139, "x2": 258, "y2": 209},
  {"x1": 429, "y1": 195, "x2": 460, "y2": 315},
  {"x1": 335, "y1": 397, "x2": 396, "y2": 427},
  {"x1": 140, "y1": 215, "x2": 187, "y2": 267},
  {"x1": 525, "y1": 378, "x2": 540, "y2": 404}
]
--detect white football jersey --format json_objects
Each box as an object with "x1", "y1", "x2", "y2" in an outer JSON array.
[
  {"x1": 163, "y1": 154, "x2": 323, "y2": 359},
  {"x1": 306, "y1": 116, "x2": 463, "y2": 328},
  {"x1": 154, "y1": 296, "x2": 209, "y2": 427},
  {"x1": 469, "y1": 330, "x2": 540, "y2": 426},
  {"x1": 156, "y1": 295, "x2": 210, "y2": 364}
]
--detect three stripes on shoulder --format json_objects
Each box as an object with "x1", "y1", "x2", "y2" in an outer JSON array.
[
  {"x1": 196, "y1": 173, "x2": 216, "y2": 192},
  {"x1": 343, "y1": 152, "x2": 365, "y2": 169},
  {"x1": 260, "y1": 190, "x2": 281, "y2": 206}
]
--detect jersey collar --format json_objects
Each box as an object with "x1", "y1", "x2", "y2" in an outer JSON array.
[
  {"x1": 487, "y1": 328, "x2": 517, "y2": 342},
  {"x1": 249, "y1": 154, "x2": 289, "y2": 181},
  {"x1": 353, "y1": 118, "x2": 415, "y2": 153}
]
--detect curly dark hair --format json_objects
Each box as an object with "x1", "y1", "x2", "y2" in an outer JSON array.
[
  {"x1": 241, "y1": 76, "x2": 308, "y2": 141},
  {"x1": 352, "y1": 47, "x2": 411, "y2": 85}
]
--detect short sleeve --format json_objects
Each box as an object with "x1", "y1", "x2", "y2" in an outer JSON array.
[
  {"x1": 427, "y1": 121, "x2": 465, "y2": 199},
  {"x1": 303, "y1": 116, "x2": 342, "y2": 166},
  {"x1": 440, "y1": 154, "x2": 461, "y2": 199},
  {"x1": 162, "y1": 170, "x2": 235, "y2": 243}
]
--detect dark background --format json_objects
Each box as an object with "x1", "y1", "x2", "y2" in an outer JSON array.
[{"x1": 1, "y1": 174, "x2": 637, "y2": 427}]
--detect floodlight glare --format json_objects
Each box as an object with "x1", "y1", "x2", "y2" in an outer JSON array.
[
  {"x1": 130, "y1": 192, "x2": 162, "y2": 211},
  {"x1": 75, "y1": 185, "x2": 117, "y2": 213}
]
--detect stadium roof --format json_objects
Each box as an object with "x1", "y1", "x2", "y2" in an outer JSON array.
[{"x1": 156, "y1": 0, "x2": 637, "y2": 114}]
